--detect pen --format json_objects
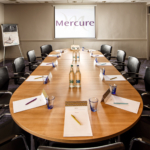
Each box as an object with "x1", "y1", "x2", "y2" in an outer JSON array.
[
  {"x1": 114, "y1": 103, "x2": 128, "y2": 104},
  {"x1": 34, "y1": 77, "x2": 42, "y2": 79},
  {"x1": 71, "y1": 114, "x2": 81, "y2": 125},
  {"x1": 110, "y1": 77, "x2": 117, "y2": 80},
  {"x1": 25, "y1": 98, "x2": 37, "y2": 105},
  {"x1": 46, "y1": 63, "x2": 52, "y2": 65},
  {"x1": 100, "y1": 63, "x2": 106, "y2": 65}
]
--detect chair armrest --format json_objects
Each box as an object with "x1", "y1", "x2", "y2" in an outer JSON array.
[
  {"x1": 0, "y1": 113, "x2": 11, "y2": 119},
  {"x1": 14, "y1": 72, "x2": 30, "y2": 76},
  {"x1": 10, "y1": 77, "x2": 26, "y2": 80},
  {"x1": 141, "y1": 91, "x2": 150, "y2": 96},
  {"x1": 113, "y1": 61, "x2": 125, "y2": 64},
  {"x1": 109, "y1": 56, "x2": 117, "y2": 58},
  {"x1": 115, "y1": 64, "x2": 126, "y2": 67},
  {"x1": 143, "y1": 104, "x2": 150, "y2": 109},
  {"x1": 29, "y1": 61, "x2": 38, "y2": 64},
  {"x1": 129, "y1": 137, "x2": 150, "y2": 150},
  {"x1": 122, "y1": 72, "x2": 140, "y2": 75},
  {"x1": 0, "y1": 104, "x2": 9, "y2": 109},
  {"x1": 127, "y1": 77, "x2": 143, "y2": 80},
  {"x1": 0, "y1": 90, "x2": 12, "y2": 96}
]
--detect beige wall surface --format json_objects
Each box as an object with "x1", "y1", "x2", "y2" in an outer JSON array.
[
  {"x1": 0, "y1": 3, "x2": 4, "y2": 61},
  {"x1": 3, "y1": 3, "x2": 147, "y2": 59}
]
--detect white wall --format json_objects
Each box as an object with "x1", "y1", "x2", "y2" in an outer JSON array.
[{"x1": 3, "y1": 3, "x2": 147, "y2": 59}]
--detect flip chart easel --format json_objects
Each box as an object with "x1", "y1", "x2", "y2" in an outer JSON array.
[{"x1": 1, "y1": 24, "x2": 23, "y2": 66}]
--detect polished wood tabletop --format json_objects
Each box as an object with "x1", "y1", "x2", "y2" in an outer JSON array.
[{"x1": 9, "y1": 49, "x2": 143, "y2": 143}]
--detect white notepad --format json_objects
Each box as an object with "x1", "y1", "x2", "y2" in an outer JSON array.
[
  {"x1": 104, "y1": 94, "x2": 140, "y2": 114},
  {"x1": 64, "y1": 102, "x2": 93, "y2": 137},
  {"x1": 92, "y1": 55, "x2": 104, "y2": 57},
  {"x1": 13, "y1": 93, "x2": 46, "y2": 113},
  {"x1": 104, "y1": 75, "x2": 126, "y2": 81},
  {"x1": 96, "y1": 62, "x2": 112, "y2": 66},
  {"x1": 48, "y1": 53, "x2": 61, "y2": 57},
  {"x1": 89, "y1": 49, "x2": 96, "y2": 52},
  {"x1": 40, "y1": 62, "x2": 53, "y2": 66},
  {"x1": 26, "y1": 75, "x2": 47, "y2": 81}
]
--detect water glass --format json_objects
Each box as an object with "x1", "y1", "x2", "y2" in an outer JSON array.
[
  {"x1": 109, "y1": 84, "x2": 117, "y2": 95},
  {"x1": 89, "y1": 97, "x2": 99, "y2": 112},
  {"x1": 42, "y1": 76, "x2": 48, "y2": 84},
  {"x1": 47, "y1": 96, "x2": 55, "y2": 109}
]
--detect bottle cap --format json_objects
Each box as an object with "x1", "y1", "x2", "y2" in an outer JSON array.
[
  {"x1": 71, "y1": 65, "x2": 73, "y2": 67},
  {"x1": 77, "y1": 65, "x2": 79, "y2": 67}
]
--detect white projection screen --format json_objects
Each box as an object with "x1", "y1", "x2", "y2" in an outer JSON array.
[{"x1": 55, "y1": 5, "x2": 96, "y2": 38}]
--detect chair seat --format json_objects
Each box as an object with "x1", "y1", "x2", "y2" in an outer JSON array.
[
  {"x1": 0, "y1": 136, "x2": 27, "y2": 150},
  {"x1": 0, "y1": 117, "x2": 23, "y2": 145}
]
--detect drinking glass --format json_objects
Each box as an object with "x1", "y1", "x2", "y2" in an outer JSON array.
[
  {"x1": 89, "y1": 97, "x2": 99, "y2": 112},
  {"x1": 42, "y1": 76, "x2": 48, "y2": 84},
  {"x1": 109, "y1": 84, "x2": 117, "y2": 95},
  {"x1": 47, "y1": 96, "x2": 55, "y2": 109}
]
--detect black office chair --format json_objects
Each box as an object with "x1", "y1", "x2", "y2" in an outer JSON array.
[
  {"x1": 12, "y1": 57, "x2": 30, "y2": 85},
  {"x1": 121, "y1": 56, "x2": 141, "y2": 85},
  {"x1": 99, "y1": 44, "x2": 112, "y2": 60},
  {"x1": 38, "y1": 142, "x2": 125, "y2": 150},
  {"x1": 40, "y1": 45, "x2": 53, "y2": 60},
  {"x1": 0, "y1": 66, "x2": 24, "y2": 106},
  {"x1": 109, "y1": 50, "x2": 126, "y2": 72},
  {"x1": 27, "y1": 50, "x2": 43, "y2": 71},
  {"x1": 121, "y1": 114, "x2": 150, "y2": 150},
  {"x1": 129, "y1": 137, "x2": 150, "y2": 150},
  {"x1": 133, "y1": 67, "x2": 150, "y2": 110},
  {"x1": 0, "y1": 113, "x2": 29, "y2": 150}
]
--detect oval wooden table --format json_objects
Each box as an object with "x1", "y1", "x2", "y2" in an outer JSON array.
[{"x1": 9, "y1": 49, "x2": 143, "y2": 144}]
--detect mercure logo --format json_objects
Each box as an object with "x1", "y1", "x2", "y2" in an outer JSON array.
[{"x1": 56, "y1": 13, "x2": 95, "y2": 30}]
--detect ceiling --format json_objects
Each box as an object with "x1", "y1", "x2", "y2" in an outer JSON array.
[{"x1": 0, "y1": 0, "x2": 150, "y2": 4}]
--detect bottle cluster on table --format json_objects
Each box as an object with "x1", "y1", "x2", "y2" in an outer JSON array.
[
  {"x1": 72, "y1": 51, "x2": 80, "y2": 61},
  {"x1": 69, "y1": 65, "x2": 81, "y2": 88}
]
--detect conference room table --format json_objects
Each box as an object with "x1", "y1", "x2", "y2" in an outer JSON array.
[{"x1": 9, "y1": 49, "x2": 143, "y2": 145}]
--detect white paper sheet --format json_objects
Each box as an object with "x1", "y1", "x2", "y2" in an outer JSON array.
[
  {"x1": 89, "y1": 49, "x2": 96, "y2": 52},
  {"x1": 104, "y1": 94, "x2": 140, "y2": 114},
  {"x1": 26, "y1": 75, "x2": 47, "y2": 81},
  {"x1": 48, "y1": 53, "x2": 61, "y2": 57},
  {"x1": 13, "y1": 93, "x2": 46, "y2": 113},
  {"x1": 104, "y1": 75, "x2": 126, "y2": 81},
  {"x1": 92, "y1": 55, "x2": 104, "y2": 57},
  {"x1": 96, "y1": 62, "x2": 112, "y2": 66},
  {"x1": 40, "y1": 62, "x2": 53, "y2": 66},
  {"x1": 64, "y1": 106, "x2": 93, "y2": 137}
]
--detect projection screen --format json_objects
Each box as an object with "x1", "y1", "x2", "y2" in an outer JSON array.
[{"x1": 55, "y1": 5, "x2": 96, "y2": 38}]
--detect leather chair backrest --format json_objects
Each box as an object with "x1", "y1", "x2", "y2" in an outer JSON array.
[
  {"x1": 127, "y1": 56, "x2": 141, "y2": 84},
  {"x1": 40, "y1": 45, "x2": 52, "y2": 56},
  {"x1": 100, "y1": 45, "x2": 112, "y2": 55},
  {"x1": 144, "y1": 67, "x2": 150, "y2": 91},
  {"x1": 37, "y1": 142, "x2": 125, "y2": 150},
  {"x1": 27, "y1": 50, "x2": 36, "y2": 63},
  {"x1": 13, "y1": 57, "x2": 25, "y2": 73},
  {"x1": 117, "y1": 50, "x2": 126, "y2": 62},
  {"x1": 0, "y1": 67, "x2": 9, "y2": 90}
]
